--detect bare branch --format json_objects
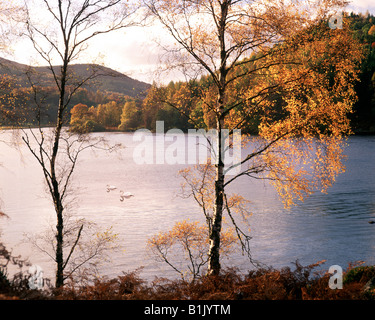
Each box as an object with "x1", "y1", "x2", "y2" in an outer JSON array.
[{"x1": 63, "y1": 224, "x2": 83, "y2": 270}]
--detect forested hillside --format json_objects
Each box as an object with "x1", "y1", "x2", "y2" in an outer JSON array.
[
  {"x1": 69, "y1": 12, "x2": 375, "y2": 134},
  {"x1": 0, "y1": 57, "x2": 149, "y2": 127},
  {"x1": 1, "y1": 13, "x2": 374, "y2": 133}
]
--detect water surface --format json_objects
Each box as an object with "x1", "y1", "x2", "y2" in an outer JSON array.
[{"x1": 0, "y1": 131, "x2": 374, "y2": 280}]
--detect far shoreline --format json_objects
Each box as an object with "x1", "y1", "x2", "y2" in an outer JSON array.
[{"x1": 1, "y1": 125, "x2": 375, "y2": 136}]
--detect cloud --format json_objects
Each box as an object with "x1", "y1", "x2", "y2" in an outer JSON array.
[
  {"x1": 83, "y1": 25, "x2": 169, "y2": 83},
  {"x1": 8, "y1": 0, "x2": 375, "y2": 84},
  {"x1": 347, "y1": 0, "x2": 375, "y2": 14}
]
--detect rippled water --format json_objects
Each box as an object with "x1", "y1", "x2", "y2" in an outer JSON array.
[{"x1": 1, "y1": 131, "x2": 375, "y2": 281}]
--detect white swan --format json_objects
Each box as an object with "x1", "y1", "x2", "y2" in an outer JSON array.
[
  {"x1": 106, "y1": 184, "x2": 117, "y2": 193},
  {"x1": 120, "y1": 190, "x2": 134, "y2": 201}
]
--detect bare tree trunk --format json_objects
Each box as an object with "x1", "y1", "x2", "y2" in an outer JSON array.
[
  {"x1": 52, "y1": 58, "x2": 68, "y2": 288},
  {"x1": 52, "y1": 112, "x2": 64, "y2": 288},
  {"x1": 207, "y1": 1, "x2": 228, "y2": 276},
  {"x1": 207, "y1": 127, "x2": 225, "y2": 275},
  {"x1": 55, "y1": 205, "x2": 64, "y2": 288}
]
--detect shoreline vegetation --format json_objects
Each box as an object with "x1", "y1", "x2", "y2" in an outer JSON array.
[
  {"x1": 1, "y1": 262, "x2": 375, "y2": 300},
  {"x1": 2, "y1": 125, "x2": 374, "y2": 135}
]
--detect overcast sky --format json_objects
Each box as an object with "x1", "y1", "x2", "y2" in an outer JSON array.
[{"x1": 6, "y1": 0, "x2": 375, "y2": 85}]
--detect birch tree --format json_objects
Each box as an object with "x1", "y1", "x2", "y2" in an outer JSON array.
[
  {"x1": 21, "y1": 0, "x2": 138, "y2": 288},
  {"x1": 144, "y1": 0, "x2": 363, "y2": 275}
]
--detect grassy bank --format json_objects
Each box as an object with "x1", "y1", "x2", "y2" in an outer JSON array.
[{"x1": 1, "y1": 262, "x2": 375, "y2": 300}]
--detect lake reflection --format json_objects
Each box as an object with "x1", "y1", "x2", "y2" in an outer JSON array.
[{"x1": 0, "y1": 131, "x2": 375, "y2": 281}]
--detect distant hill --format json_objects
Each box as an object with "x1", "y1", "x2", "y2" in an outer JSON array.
[{"x1": 0, "y1": 57, "x2": 151, "y2": 98}]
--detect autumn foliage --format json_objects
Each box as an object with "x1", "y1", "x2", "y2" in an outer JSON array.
[
  {"x1": 148, "y1": 219, "x2": 237, "y2": 280},
  {"x1": 141, "y1": 0, "x2": 366, "y2": 276},
  {"x1": 44, "y1": 262, "x2": 375, "y2": 300}
]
